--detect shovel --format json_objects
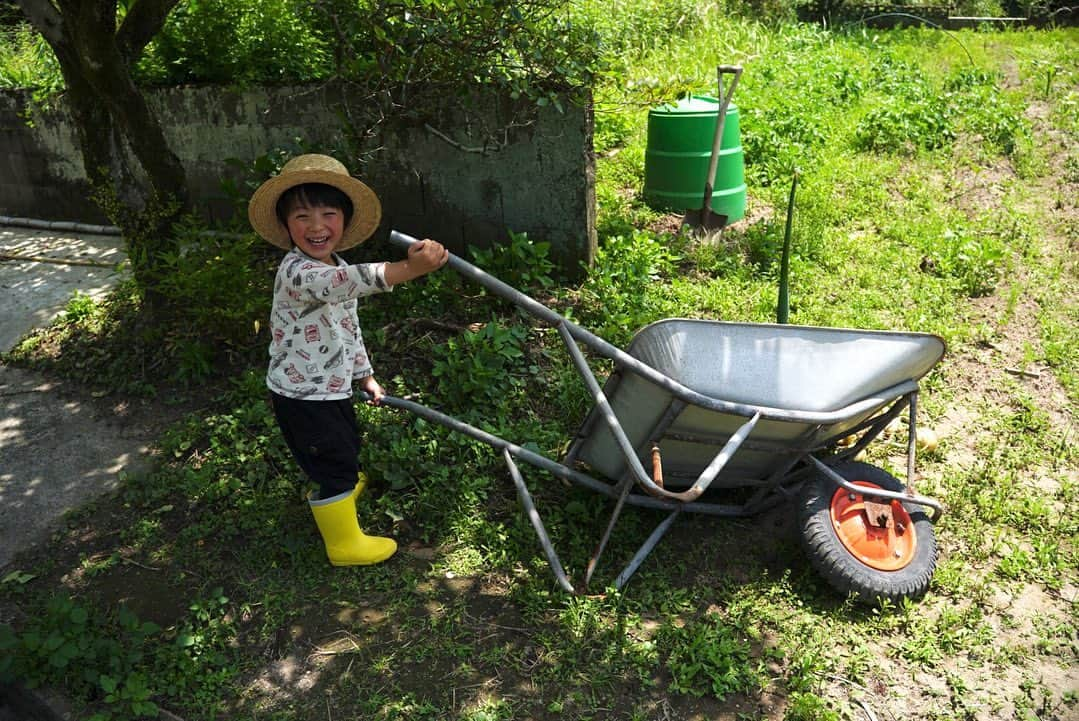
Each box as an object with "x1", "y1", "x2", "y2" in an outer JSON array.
[{"x1": 682, "y1": 65, "x2": 743, "y2": 234}]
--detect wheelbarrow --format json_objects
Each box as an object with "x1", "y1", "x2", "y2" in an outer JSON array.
[{"x1": 372, "y1": 231, "x2": 946, "y2": 604}]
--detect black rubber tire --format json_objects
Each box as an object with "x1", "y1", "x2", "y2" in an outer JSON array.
[{"x1": 799, "y1": 461, "x2": 937, "y2": 605}]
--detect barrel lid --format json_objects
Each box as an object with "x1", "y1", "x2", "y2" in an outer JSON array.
[{"x1": 650, "y1": 95, "x2": 738, "y2": 116}]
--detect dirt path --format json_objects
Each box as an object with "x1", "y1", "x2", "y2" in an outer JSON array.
[{"x1": 0, "y1": 226, "x2": 155, "y2": 570}]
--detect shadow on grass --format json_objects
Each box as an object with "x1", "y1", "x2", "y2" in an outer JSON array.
[{"x1": 2, "y1": 456, "x2": 856, "y2": 720}]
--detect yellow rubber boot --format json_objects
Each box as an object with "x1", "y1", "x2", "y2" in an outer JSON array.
[
  {"x1": 352, "y1": 472, "x2": 368, "y2": 500},
  {"x1": 308, "y1": 489, "x2": 396, "y2": 566}
]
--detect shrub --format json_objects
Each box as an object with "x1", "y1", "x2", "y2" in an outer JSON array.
[
  {"x1": 138, "y1": 0, "x2": 332, "y2": 84},
  {"x1": 0, "y1": 23, "x2": 62, "y2": 92},
  {"x1": 139, "y1": 0, "x2": 605, "y2": 111},
  {"x1": 153, "y1": 219, "x2": 276, "y2": 384},
  {"x1": 469, "y1": 230, "x2": 555, "y2": 290}
]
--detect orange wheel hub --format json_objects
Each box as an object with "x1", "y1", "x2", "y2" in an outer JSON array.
[{"x1": 830, "y1": 482, "x2": 917, "y2": 571}]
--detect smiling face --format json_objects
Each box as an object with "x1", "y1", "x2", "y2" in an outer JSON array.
[
  {"x1": 285, "y1": 204, "x2": 345, "y2": 262},
  {"x1": 275, "y1": 183, "x2": 355, "y2": 263}
]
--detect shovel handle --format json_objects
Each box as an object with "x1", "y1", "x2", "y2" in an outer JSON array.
[{"x1": 701, "y1": 65, "x2": 743, "y2": 211}]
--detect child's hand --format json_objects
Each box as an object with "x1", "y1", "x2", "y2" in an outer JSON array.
[
  {"x1": 385, "y1": 239, "x2": 449, "y2": 286},
  {"x1": 360, "y1": 375, "x2": 385, "y2": 405},
  {"x1": 407, "y1": 239, "x2": 449, "y2": 276}
]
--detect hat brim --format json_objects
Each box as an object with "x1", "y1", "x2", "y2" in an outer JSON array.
[{"x1": 248, "y1": 169, "x2": 382, "y2": 251}]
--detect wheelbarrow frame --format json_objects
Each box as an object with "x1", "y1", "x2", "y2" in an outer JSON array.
[{"x1": 376, "y1": 231, "x2": 945, "y2": 594}]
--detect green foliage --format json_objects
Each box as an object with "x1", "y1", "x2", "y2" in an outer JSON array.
[
  {"x1": 578, "y1": 230, "x2": 681, "y2": 344},
  {"x1": 431, "y1": 321, "x2": 534, "y2": 414},
  {"x1": 316, "y1": 0, "x2": 601, "y2": 103},
  {"x1": 852, "y1": 56, "x2": 956, "y2": 153},
  {"x1": 469, "y1": 231, "x2": 555, "y2": 290},
  {"x1": 60, "y1": 290, "x2": 99, "y2": 324},
  {"x1": 724, "y1": 25, "x2": 864, "y2": 187},
  {"x1": 853, "y1": 59, "x2": 1029, "y2": 156},
  {"x1": 7, "y1": 0, "x2": 607, "y2": 113},
  {"x1": 743, "y1": 98, "x2": 829, "y2": 186},
  {"x1": 738, "y1": 31, "x2": 846, "y2": 186},
  {"x1": 156, "y1": 370, "x2": 291, "y2": 501},
  {"x1": 658, "y1": 612, "x2": 765, "y2": 699},
  {"x1": 153, "y1": 219, "x2": 276, "y2": 384},
  {"x1": 139, "y1": 0, "x2": 332, "y2": 84},
  {"x1": 567, "y1": 0, "x2": 711, "y2": 67},
  {"x1": 361, "y1": 414, "x2": 456, "y2": 494},
  {"x1": 0, "y1": 592, "x2": 233, "y2": 721},
  {"x1": 153, "y1": 588, "x2": 236, "y2": 706},
  {"x1": 927, "y1": 227, "x2": 1007, "y2": 297},
  {"x1": 947, "y1": 69, "x2": 1031, "y2": 154},
  {"x1": 784, "y1": 693, "x2": 841, "y2": 721},
  {"x1": 136, "y1": 0, "x2": 605, "y2": 110},
  {"x1": 854, "y1": 94, "x2": 955, "y2": 153},
  {"x1": 0, "y1": 23, "x2": 62, "y2": 92}
]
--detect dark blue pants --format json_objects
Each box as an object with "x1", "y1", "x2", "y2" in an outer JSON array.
[{"x1": 270, "y1": 392, "x2": 360, "y2": 500}]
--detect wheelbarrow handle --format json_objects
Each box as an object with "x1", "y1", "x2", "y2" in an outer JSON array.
[{"x1": 389, "y1": 230, "x2": 628, "y2": 362}]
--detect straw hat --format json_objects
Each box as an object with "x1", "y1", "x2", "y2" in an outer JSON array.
[{"x1": 248, "y1": 154, "x2": 382, "y2": 251}]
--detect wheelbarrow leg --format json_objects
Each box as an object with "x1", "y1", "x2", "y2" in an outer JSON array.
[
  {"x1": 906, "y1": 390, "x2": 919, "y2": 491},
  {"x1": 586, "y1": 398, "x2": 686, "y2": 588},
  {"x1": 584, "y1": 473, "x2": 636, "y2": 589},
  {"x1": 503, "y1": 449, "x2": 576, "y2": 594},
  {"x1": 613, "y1": 509, "x2": 683, "y2": 590}
]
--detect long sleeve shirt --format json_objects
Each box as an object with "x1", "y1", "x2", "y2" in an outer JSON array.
[{"x1": 266, "y1": 249, "x2": 391, "y2": 400}]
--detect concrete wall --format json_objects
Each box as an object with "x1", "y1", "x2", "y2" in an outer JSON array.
[{"x1": 0, "y1": 84, "x2": 596, "y2": 271}]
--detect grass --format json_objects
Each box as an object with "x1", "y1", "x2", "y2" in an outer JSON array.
[{"x1": 2, "y1": 6, "x2": 1078, "y2": 721}]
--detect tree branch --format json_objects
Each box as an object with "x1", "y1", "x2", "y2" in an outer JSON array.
[
  {"x1": 14, "y1": 0, "x2": 65, "y2": 46},
  {"x1": 117, "y1": 0, "x2": 180, "y2": 61}
]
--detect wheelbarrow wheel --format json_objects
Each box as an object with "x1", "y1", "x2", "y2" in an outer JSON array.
[{"x1": 799, "y1": 461, "x2": 937, "y2": 605}]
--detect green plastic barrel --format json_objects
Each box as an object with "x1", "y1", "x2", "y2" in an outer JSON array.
[{"x1": 643, "y1": 95, "x2": 746, "y2": 222}]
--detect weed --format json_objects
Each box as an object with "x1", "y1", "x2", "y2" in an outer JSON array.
[
  {"x1": 658, "y1": 612, "x2": 764, "y2": 699},
  {"x1": 469, "y1": 231, "x2": 556, "y2": 290},
  {"x1": 784, "y1": 693, "x2": 841, "y2": 721},
  {"x1": 60, "y1": 291, "x2": 100, "y2": 324},
  {"x1": 854, "y1": 93, "x2": 955, "y2": 154},
  {"x1": 430, "y1": 321, "x2": 533, "y2": 413},
  {"x1": 930, "y1": 227, "x2": 1007, "y2": 297},
  {"x1": 0, "y1": 588, "x2": 239, "y2": 720},
  {"x1": 578, "y1": 230, "x2": 681, "y2": 344}
]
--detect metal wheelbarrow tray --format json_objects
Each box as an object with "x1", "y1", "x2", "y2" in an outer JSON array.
[{"x1": 379, "y1": 231, "x2": 946, "y2": 604}]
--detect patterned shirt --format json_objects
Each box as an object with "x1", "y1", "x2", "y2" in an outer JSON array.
[{"x1": 266, "y1": 249, "x2": 391, "y2": 400}]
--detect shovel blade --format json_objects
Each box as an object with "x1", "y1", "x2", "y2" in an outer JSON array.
[{"x1": 681, "y1": 207, "x2": 729, "y2": 232}]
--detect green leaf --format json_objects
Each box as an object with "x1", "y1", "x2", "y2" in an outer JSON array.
[
  {"x1": 1, "y1": 570, "x2": 36, "y2": 585},
  {"x1": 99, "y1": 674, "x2": 118, "y2": 693}
]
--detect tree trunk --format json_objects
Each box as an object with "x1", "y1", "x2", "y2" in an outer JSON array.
[{"x1": 16, "y1": 0, "x2": 186, "y2": 314}]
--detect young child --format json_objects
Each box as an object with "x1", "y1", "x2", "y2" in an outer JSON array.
[{"x1": 248, "y1": 153, "x2": 448, "y2": 566}]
